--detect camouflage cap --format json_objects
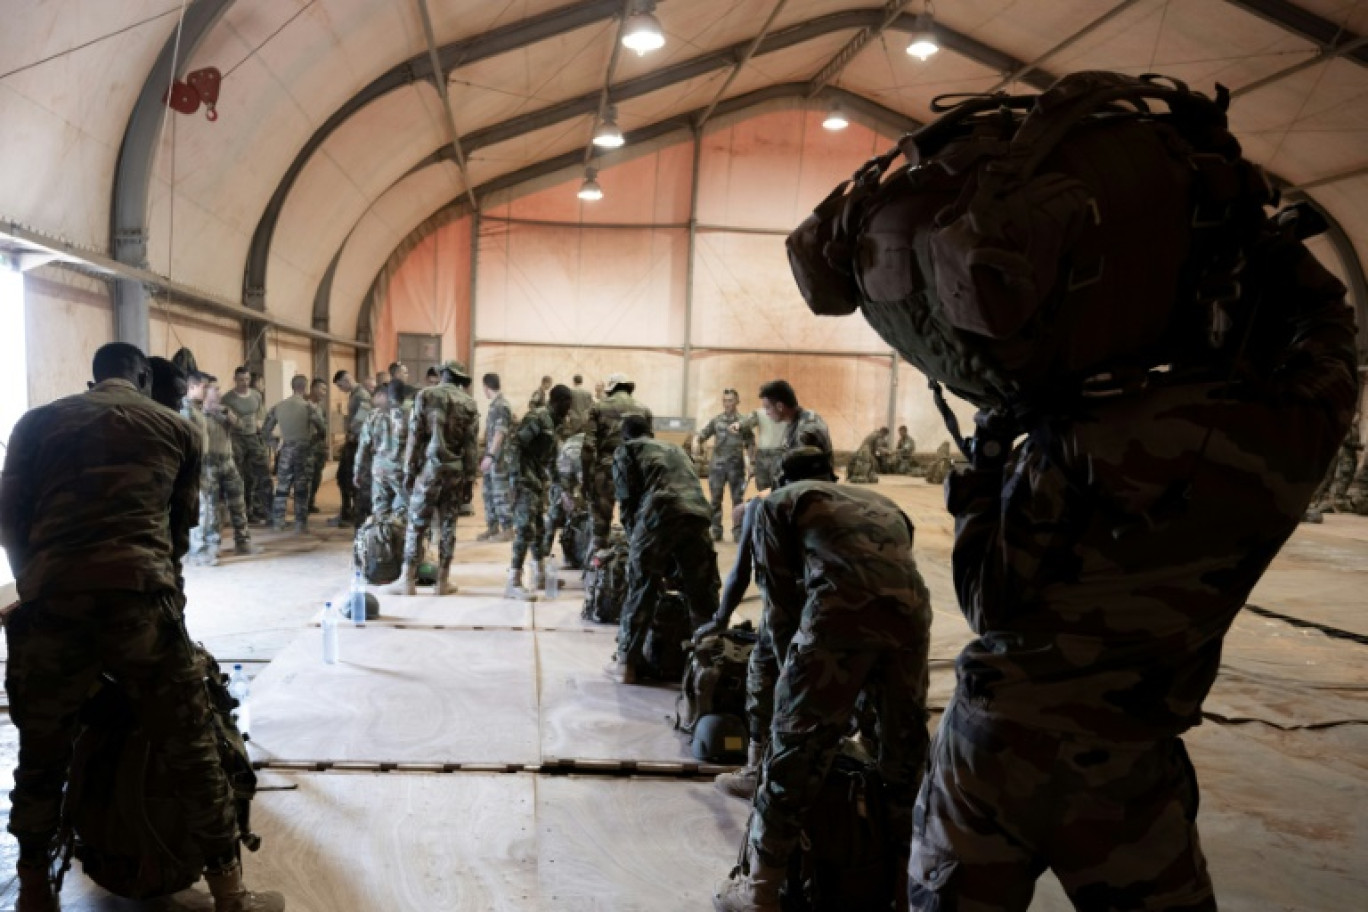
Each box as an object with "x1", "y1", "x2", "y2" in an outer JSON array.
[
  {"x1": 605, "y1": 372, "x2": 632, "y2": 392},
  {"x1": 439, "y1": 359, "x2": 470, "y2": 380},
  {"x1": 779, "y1": 446, "x2": 837, "y2": 485}
]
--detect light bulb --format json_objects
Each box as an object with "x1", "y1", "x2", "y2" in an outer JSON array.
[
  {"x1": 822, "y1": 106, "x2": 849, "y2": 131},
  {"x1": 593, "y1": 107, "x2": 625, "y2": 149},
  {"x1": 577, "y1": 168, "x2": 604, "y2": 201},
  {"x1": 906, "y1": 32, "x2": 939, "y2": 61},
  {"x1": 622, "y1": 10, "x2": 665, "y2": 55}
]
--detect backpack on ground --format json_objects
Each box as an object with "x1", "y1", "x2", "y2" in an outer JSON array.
[
  {"x1": 675, "y1": 625, "x2": 757, "y2": 735},
  {"x1": 787, "y1": 70, "x2": 1276, "y2": 415},
  {"x1": 354, "y1": 514, "x2": 405, "y2": 585},
  {"x1": 581, "y1": 532, "x2": 629, "y2": 624},
  {"x1": 781, "y1": 745, "x2": 894, "y2": 912},
  {"x1": 640, "y1": 592, "x2": 691, "y2": 682},
  {"x1": 60, "y1": 646, "x2": 261, "y2": 899}
]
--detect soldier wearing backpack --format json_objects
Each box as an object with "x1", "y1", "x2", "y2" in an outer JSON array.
[{"x1": 714, "y1": 447, "x2": 932, "y2": 912}]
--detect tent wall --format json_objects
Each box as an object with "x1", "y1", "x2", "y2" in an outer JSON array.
[{"x1": 23, "y1": 270, "x2": 115, "y2": 407}]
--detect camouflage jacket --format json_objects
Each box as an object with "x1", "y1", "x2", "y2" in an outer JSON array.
[
  {"x1": 583, "y1": 391, "x2": 653, "y2": 474},
  {"x1": 782, "y1": 408, "x2": 832, "y2": 456},
  {"x1": 405, "y1": 382, "x2": 479, "y2": 482},
  {"x1": 698, "y1": 411, "x2": 753, "y2": 463},
  {"x1": 357, "y1": 403, "x2": 408, "y2": 482},
  {"x1": 0, "y1": 379, "x2": 201, "y2": 599},
  {"x1": 895, "y1": 433, "x2": 915, "y2": 457},
  {"x1": 612, "y1": 438, "x2": 710, "y2": 531},
  {"x1": 203, "y1": 407, "x2": 235, "y2": 458},
  {"x1": 486, "y1": 393, "x2": 514, "y2": 462},
  {"x1": 947, "y1": 234, "x2": 1359, "y2": 742},
  {"x1": 555, "y1": 433, "x2": 585, "y2": 494},
  {"x1": 508, "y1": 406, "x2": 558, "y2": 491},
  {"x1": 753, "y1": 480, "x2": 931, "y2": 654}
]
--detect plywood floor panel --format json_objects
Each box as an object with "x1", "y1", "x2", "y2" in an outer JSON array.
[{"x1": 314, "y1": 593, "x2": 534, "y2": 629}]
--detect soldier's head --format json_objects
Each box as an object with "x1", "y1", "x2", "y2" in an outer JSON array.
[
  {"x1": 92, "y1": 343, "x2": 151, "y2": 393},
  {"x1": 388, "y1": 361, "x2": 410, "y2": 384},
  {"x1": 621, "y1": 414, "x2": 653, "y2": 442},
  {"x1": 148, "y1": 356, "x2": 186, "y2": 410},
  {"x1": 186, "y1": 370, "x2": 214, "y2": 403},
  {"x1": 371, "y1": 385, "x2": 390, "y2": 408},
  {"x1": 360, "y1": 376, "x2": 376, "y2": 394},
  {"x1": 898, "y1": 425, "x2": 908, "y2": 437},
  {"x1": 605, "y1": 373, "x2": 634, "y2": 396},
  {"x1": 540, "y1": 375, "x2": 553, "y2": 391},
  {"x1": 778, "y1": 446, "x2": 836, "y2": 486},
  {"x1": 440, "y1": 359, "x2": 470, "y2": 386},
  {"x1": 311, "y1": 378, "x2": 328, "y2": 402},
  {"x1": 722, "y1": 388, "x2": 739, "y2": 414},
  {"x1": 387, "y1": 378, "x2": 407, "y2": 404},
  {"x1": 375, "y1": 371, "x2": 391, "y2": 389},
  {"x1": 205, "y1": 381, "x2": 223, "y2": 411},
  {"x1": 291, "y1": 374, "x2": 308, "y2": 395},
  {"x1": 573, "y1": 374, "x2": 584, "y2": 387},
  {"x1": 482, "y1": 373, "x2": 501, "y2": 399},
  {"x1": 759, "y1": 380, "x2": 798, "y2": 423},
  {"x1": 425, "y1": 366, "x2": 440, "y2": 387},
  {"x1": 548, "y1": 384, "x2": 573, "y2": 423},
  {"x1": 233, "y1": 366, "x2": 251, "y2": 393},
  {"x1": 332, "y1": 370, "x2": 354, "y2": 393}
]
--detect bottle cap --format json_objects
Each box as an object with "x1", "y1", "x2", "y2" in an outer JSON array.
[{"x1": 234, "y1": 663, "x2": 242, "y2": 670}]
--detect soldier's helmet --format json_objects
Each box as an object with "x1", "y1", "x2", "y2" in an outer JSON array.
[
  {"x1": 605, "y1": 372, "x2": 632, "y2": 393},
  {"x1": 440, "y1": 359, "x2": 470, "y2": 381}
]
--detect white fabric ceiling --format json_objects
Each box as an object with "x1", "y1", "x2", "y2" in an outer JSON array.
[{"x1": 2, "y1": 0, "x2": 1367, "y2": 338}]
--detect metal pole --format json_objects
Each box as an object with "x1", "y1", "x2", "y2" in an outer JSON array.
[
  {"x1": 468, "y1": 210, "x2": 481, "y2": 370},
  {"x1": 887, "y1": 351, "x2": 899, "y2": 432},
  {"x1": 682, "y1": 126, "x2": 703, "y2": 417}
]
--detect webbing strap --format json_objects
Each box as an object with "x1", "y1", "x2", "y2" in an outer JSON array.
[{"x1": 929, "y1": 379, "x2": 971, "y2": 460}]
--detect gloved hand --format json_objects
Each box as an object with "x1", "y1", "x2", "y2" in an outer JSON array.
[{"x1": 967, "y1": 409, "x2": 1019, "y2": 471}]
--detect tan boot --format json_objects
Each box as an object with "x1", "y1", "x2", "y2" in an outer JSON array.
[
  {"x1": 714, "y1": 740, "x2": 763, "y2": 801},
  {"x1": 530, "y1": 559, "x2": 546, "y2": 589},
  {"x1": 16, "y1": 861, "x2": 59, "y2": 912},
  {"x1": 604, "y1": 655, "x2": 637, "y2": 685},
  {"x1": 504, "y1": 567, "x2": 538, "y2": 602},
  {"x1": 712, "y1": 845, "x2": 783, "y2": 912},
  {"x1": 434, "y1": 564, "x2": 458, "y2": 595},
  {"x1": 385, "y1": 562, "x2": 416, "y2": 596},
  {"x1": 205, "y1": 862, "x2": 285, "y2": 912}
]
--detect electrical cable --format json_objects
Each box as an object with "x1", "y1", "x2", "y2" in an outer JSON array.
[
  {"x1": 222, "y1": 1, "x2": 318, "y2": 80},
  {"x1": 0, "y1": 5, "x2": 184, "y2": 83}
]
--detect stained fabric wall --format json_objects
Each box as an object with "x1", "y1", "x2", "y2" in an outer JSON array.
[{"x1": 371, "y1": 216, "x2": 472, "y2": 377}]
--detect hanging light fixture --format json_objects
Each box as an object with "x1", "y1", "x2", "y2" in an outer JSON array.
[
  {"x1": 622, "y1": 0, "x2": 665, "y2": 56},
  {"x1": 577, "y1": 167, "x2": 604, "y2": 201},
  {"x1": 593, "y1": 105, "x2": 625, "y2": 149},
  {"x1": 822, "y1": 103, "x2": 849, "y2": 131},
  {"x1": 906, "y1": 3, "x2": 939, "y2": 62}
]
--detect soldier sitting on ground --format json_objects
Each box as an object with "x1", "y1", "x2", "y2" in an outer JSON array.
[
  {"x1": 893, "y1": 425, "x2": 915, "y2": 474},
  {"x1": 846, "y1": 426, "x2": 888, "y2": 484}
]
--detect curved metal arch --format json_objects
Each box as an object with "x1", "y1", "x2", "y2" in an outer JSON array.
[{"x1": 245, "y1": 4, "x2": 1041, "y2": 314}]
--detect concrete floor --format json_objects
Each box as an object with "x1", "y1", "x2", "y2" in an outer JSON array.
[{"x1": 0, "y1": 473, "x2": 1365, "y2": 909}]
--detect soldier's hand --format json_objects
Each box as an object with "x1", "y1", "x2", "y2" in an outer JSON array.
[{"x1": 692, "y1": 618, "x2": 725, "y2": 643}]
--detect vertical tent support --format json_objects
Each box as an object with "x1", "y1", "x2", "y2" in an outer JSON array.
[
  {"x1": 468, "y1": 210, "x2": 481, "y2": 371},
  {"x1": 887, "y1": 351, "x2": 899, "y2": 433},
  {"x1": 681, "y1": 126, "x2": 703, "y2": 418}
]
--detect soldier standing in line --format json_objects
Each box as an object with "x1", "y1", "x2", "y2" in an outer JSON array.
[
  {"x1": 607, "y1": 416, "x2": 720, "y2": 685},
  {"x1": 0, "y1": 344, "x2": 285, "y2": 912},
  {"x1": 714, "y1": 448, "x2": 932, "y2": 912},
  {"x1": 331, "y1": 370, "x2": 372, "y2": 526},
  {"x1": 477, "y1": 373, "x2": 515, "y2": 541},
  {"x1": 221, "y1": 366, "x2": 270, "y2": 523},
  {"x1": 355, "y1": 380, "x2": 410, "y2": 522},
  {"x1": 306, "y1": 378, "x2": 329, "y2": 515},
  {"x1": 262, "y1": 375, "x2": 327, "y2": 534},
  {"x1": 543, "y1": 432, "x2": 588, "y2": 570},
  {"x1": 504, "y1": 385, "x2": 573, "y2": 601},
  {"x1": 566, "y1": 373, "x2": 595, "y2": 436},
  {"x1": 696, "y1": 388, "x2": 754, "y2": 542},
  {"x1": 390, "y1": 360, "x2": 479, "y2": 596},
  {"x1": 582, "y1": 373, "x2": 653, "y2": 554},
  {"x1": 180, "y1": 370, "x2": 213, "y2": 565},
  {"x1": 203, "y1": 380, "x2": 260, "y2": 561}
]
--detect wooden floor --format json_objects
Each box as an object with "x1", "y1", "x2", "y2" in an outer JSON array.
[{"x1": 1, "y1": 476, "x2": 1364, "y2": 911}]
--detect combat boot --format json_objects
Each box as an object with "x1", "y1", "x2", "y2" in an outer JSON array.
[
  {"x1": 204, "y1": 862, "x2": 285, "y2": 912},
  {"x1": 712, "y1": 845, "x2": 783, "y2": 912},
  {"x1": 530, "y1": 559, "x2": 546, "y2": 589},
  {"x1": 476, "y1": 526, "x2": 500, "y2": 542},
  {"x1": 714, "y1": 740, "x2": 763, "y2": 801},
  {"x1": 205, "y1": 545, "x2": 221, "y2": 567},
  {"x1": 434, "y1": 564, "x2": 459, "y2": 595},
  {"x1": 494, "y1": 526, "x2": 514, "y2": 543},
  {"x1": 16, "y1": 861, "x2": 59, "y2": 912},
  {"x1": 235, "y1": 539, "x2": 263, "y2": 556},
  {"x1": 504, "y1": 568, "x2": 537, "y2": 602},
  {"x1": 604, "y1": 655, "x2": 637, "y2": 685},
  {"x1": 386, "y1": 562, "x2": 417, "y2": 596}
]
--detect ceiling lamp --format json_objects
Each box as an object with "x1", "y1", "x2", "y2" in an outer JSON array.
[
  {"x1": 593, "y1": 105, "x2": 625, "y2": 149},
  {"x1": 822, "y1": 103, "x2": 849, "y2": 131},
  {"x1": 577, "y1": 167, "x2": 604, "y2": 201},
  {"x1": 622, "y1": 1, "x2": 665, "y2": 56},
  {"x1": 905, "y1": 8, "x2": 939, "y2": 61}
]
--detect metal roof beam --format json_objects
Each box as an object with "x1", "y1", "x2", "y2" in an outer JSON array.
[
  {"x1": 697, "y1": 0, "x2": 793, "y2": 127},
  {"x1": 988, "y1": 0, "x2": 1146, "y2": 93},
  {"x1": 416, "y1": 0, "x2": 480, "y2": 212},
  {"x1": 807, "y1": 0, "x2": 915, "y2": 98},
  {"x1": 1224, "y1": 0, "x2": 1368, "y2": 67}
]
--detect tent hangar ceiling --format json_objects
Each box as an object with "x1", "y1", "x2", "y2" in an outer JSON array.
[{"x1": 3, "y1": 0, "x2": 1368, "y2": 362}]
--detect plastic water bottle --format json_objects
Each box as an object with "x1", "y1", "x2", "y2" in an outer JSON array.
[
  {"x1": 322, "y1": 601, "x2": 339, "y2": 664},
  {"x1": 350, "y1": 568, "x2": 367, "y2": 627},
  {"x1": 228, "y1": 664, "x2": 252, "y2": 739},
  {"x1": 545, "y1": 556, "x2": 560, "y2": 600}
]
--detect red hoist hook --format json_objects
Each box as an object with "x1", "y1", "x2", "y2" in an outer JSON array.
[{"x1": 163, "y1": 67, "x2": 222, "y2": 121}]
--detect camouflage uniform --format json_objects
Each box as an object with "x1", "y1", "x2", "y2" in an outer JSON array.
[
  {"x1": 507, "y1": 407, "x2": 559, "y2": 571},
  {"x1": 402, "y1": 381, "x2": 479, "y2": 570},
  {"x1": 221, "y1": 387, "x2": 270, "y2": 521},
  {"x1": 564, "y1": 385, "x2": 595, "y2": 439},
  {"x1": 612, "y1": 438, "x2": 720, "y2": 668},
  {"x1": 908, "y1": 238, "x2": 1358, "y2": 909},
  {"x1": 357, "y1": 401, "x2": 410, "y2": 521},
  {"x1": 1312, "y1": 430, "x2": 1361, "y2": 512},
  {"x1": 894, "y1": 431, "x2": 916, "y2": 474},
  {"x1": 336, "y1": 386, "x2": 372, "y2": 521},
  {"x1": 263, "y1": 394, "x2": 326, "y2": 532},
  {"x1": 307, "y1": 397, "x2": 329, "y2": 512},
  {"x1": 846, "y1": 429, "x2": 886, "y2": 484},
  {"x1": 180, "y1": 399, "x2": 211, "y2": 561},
  {"x1": 1348, "y1": 442, "x2": 1368, "y2": 515},
  {"x1": 583, "y1": 389, "x2": 653, "y2": 549},
  {"x1": 781, "y1": 407, "x2": 832, "y2": 457},
  {"x1": 697, "y1": 410, "x2": 753, "y2": 541},
  {"x1": 0, "y1": 379, "x2": 238, "y2": 864},
  {"x1": 923, "y1": 441, "x2": 954, "y2": 485},
  {"x1": 543, "y1": 433, "x2": 588, "y2": 568},
  {"x1": 200, "y1": 406, "x2": 253, "y2": 553},
  {"x1": 482, "y1": 392, "x2": 515, "y2": 534},
  {"x1": 745, "y1": 481, "x2": 932, "y2": 873}
]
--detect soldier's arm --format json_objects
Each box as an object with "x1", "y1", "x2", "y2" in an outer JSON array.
[
  {"x1": 260, "y1": 407, "x2": 278, "y2": 443},
  {"x1": 465, "y1": 410, "x2": 480, "y2": 480},
  {"x1": 697, "y1": 419, "x2": 714, "y2": 443},
  {"x1": 0, "y1": 411, "x2": 41, "y2": 573},
  {"x1": 612, "y1": 448, "x2": 638, "y2": 530},
  {"x1": 403, "y1": 400, "x2": 424, "y2": 485},
  {"x1": 711, "y1": 497, "x2": 762, "y2": 630},
  {"x1": 355, "y1": 420, "x2": 374, "y2": 486},
  {"x1": 752, "y1": 501, "x2": 805, "y2": 651}
]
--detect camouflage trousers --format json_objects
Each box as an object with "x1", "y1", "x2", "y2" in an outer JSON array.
[
  {"x1": 192, "y1": 452, "x2": 251, "y2": 556},
  {"x1": 272, "y1": 440, "x2": 314, "y2": 530},
  {"x1": 354, "y1": 461, "x2": 374, "y2": 524},
  {"x1": 404, "y1": 466, "x2": 462, "y2": 566},
  {"x1": 748, "y1": 605, "x2": 931, "y2": 870},
  {"x1": 543, "y1": 485, "x2": 588, "y2": 567},
  {"x1": 752, "y1": 448, "x2": 782, "y2": 492},
  {"x1": 231, "y1": 432, "x2": 271, "y2": 520},
  {"x1": 308, "y1": 440, "x2": 328, "y2": 510},
  {"x1": 336, "y1": 439, "x2": 359, "y2": 517},
  {"x1": 617, "y1": 513, "x2": 719, "y2": 667},
  {"x1": 1348, "y1": 461, "x2": 1368, "y2": 515},
  {"x1": 371, "y1": 468, "x2": 408, "y2": 521},
  {"x1": 587, "y1": 461, "x2": 618, "y2": 548},
  {"x1": 745, "y1": 619, "x2": 779, "y2": 743},
  {"x1": 846, "y1": 448, "x2": 879, "y2": 484},
  {"x1": 908, "y1": 698, "x2": 1214, "y2": 911},
  {"x1": 4, "y1": 592, "x2": 237, "y2": 860},
  {"x1": 510, "y1": 480, "x2": 548, "y2": 570},
  {"x1": 708, "y1": 455, "x2": 747, "y2": 540},
  {"x1": 481, "y1": 462, "x2": 513, "y2": 531}
]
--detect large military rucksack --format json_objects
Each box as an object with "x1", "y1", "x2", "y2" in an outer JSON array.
[
  {"x1": 354, "y1": 514, "x2": 406, "y2": 585},
  {"x1": 640, "y1": 592, "x2": 691, "y2": 682},
  {"x1": 675, "y1": 625, "x2": 757, "y2": 734},
  {"x1": 581, "y1": 532, "x2": 629, "y2": 624},
  {"x1": 788, "y1": 70, "x2": 1276, "y2": 415},
  {"x1": 60, "y1": 647, "x2": 261, "y2": 899}
]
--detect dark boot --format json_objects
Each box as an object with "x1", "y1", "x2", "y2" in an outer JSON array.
[{"x1": 16, "y1": 861, "x2": 59, "y2": 912}]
